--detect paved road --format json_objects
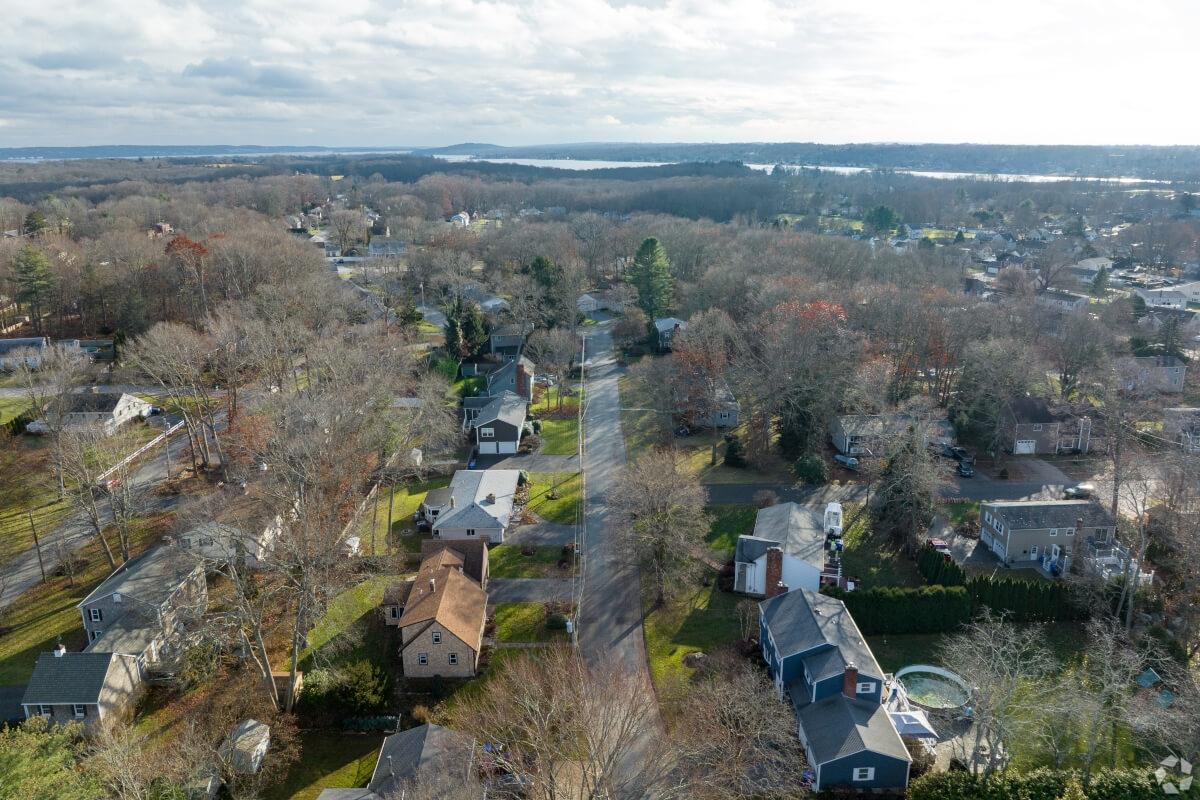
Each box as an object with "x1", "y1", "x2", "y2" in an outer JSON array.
[
  {"x1": 487, "y1": 577, "x2": 574, "y2": 604},
  {"x1": 0, "y1": 425, "x2": 195, "y2": 610},
  {"x1": 0, "y1": 383, "x2": 166, "y2": 399}
]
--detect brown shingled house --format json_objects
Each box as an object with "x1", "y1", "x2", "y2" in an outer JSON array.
[{"x1": 385, "y1": 543, "x2": 489, "y2": 678}]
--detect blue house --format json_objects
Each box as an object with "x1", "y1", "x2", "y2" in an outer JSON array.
[{"x1": 760, "y1": 589, "x2": 911, "y2": 793}]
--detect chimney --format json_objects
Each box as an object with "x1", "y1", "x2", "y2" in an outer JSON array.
[
  {"x1": 516, "y1": 362, "x2": 528, "y2": 397},
  {"x1": 1077, "y1": 516, "x2": 1085, "y2": 539},
  {"x1": 485, "y1": 492, "x2": 496, "y2": 504},
  {"x1": 842, "y1": 662, "x2": 859, "y2": 699},
  {"x1": 765, "y1": 547, "x2": 786, "y2": 598},
  {"x1": 449, "y1": 496, "x2": 455, "y2": 508},
  {"x1": 429, "y1": 577, "x2": 436, "y2": 593},
  {"x1": 54, "y1": 643, "x2": 67, "y2": 658}
]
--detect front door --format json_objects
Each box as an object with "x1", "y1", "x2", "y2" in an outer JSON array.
[{"x1": 1030, "y1": 545, "x2": 1039, "y2": 560}]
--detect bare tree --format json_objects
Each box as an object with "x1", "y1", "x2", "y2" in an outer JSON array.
[
  {"x1": 16, "y1": 342, "x2": 92, "y2": 496},
  {"x1": 609, "y1": 450, "x2": 709, "y2": 608},
  {"x1": 525, "y1": 328, "x2": 578, "y2": 410},
  {"x1": 58, "y1": 428, "x2": 119, "y2": 569},
  {"x1": 329, "y1": 209, "x2": 368, "y2": 255}
]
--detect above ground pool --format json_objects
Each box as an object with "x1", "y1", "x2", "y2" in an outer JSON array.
[{"x1": 894, "y1": 665, "x2": 970, "y2": 710}]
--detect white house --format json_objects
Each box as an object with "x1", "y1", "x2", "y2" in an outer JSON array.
[
  {"x1": 175, "y1": 519, "x2": 280, "y2": 570},
  {"x1": 577, "y1": 293, "x2": 605, "y2": 314},
  {"x1": 0, "y1": 337, "x2": 49, "y2": 370},
  {"x1": 733, "y1": 503, "x2": 843, "y2": 595},
  {"x1": 450, "y1": 211, "x2": 471, "y2": 228},
  {"x1": 427, "y1": 470, "x2": 521, "y2": 544},
  {"x1": 30, "y1": 391, "x2": 153, "y2": 436},
  {"x1": 1136, "y1": 287, "x2": 1189, "y2": 310}
]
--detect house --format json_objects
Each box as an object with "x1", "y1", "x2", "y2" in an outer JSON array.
[
  {"x1": 174, "y1": 519, "x2": 280, "y2": 570},
  {"x1": 397, "y1": 549, "x2": 488, "y2": 678},
  {"x1": 38, "y1": 390, "x2": 153, "y2": 436},
  {"x1": 1003, "y1": 396, "x2": 1061, "y2": 455},
  {"x1": 672, "y1": 373, "x2": 741, "y2": 428},
  {"x1": 489, "y1": 322, "x2": 533, "y2": 358},
  {"x1": 980, "y1": 500, "x2": 1116, "y2": 576},
  {"x1": 462, "y1": 286, "x2": 508, "y2": 316},
  {"x1": 450, "y1": 211, "x2": 471, "y2": 228},
  {"x1": 367, "y1": 238, "x2": 406, "y2": 259},
  {"x1": 484, "y1": 356, "x2": 534, "y2": 402},
  {"x1": 221, "y1": 719, "x2": 271, "y2": 775},
  {"x1": 1069, "y1": 257, "x2": 1113, "y2": 286},
  {"x1": 1163, "y1": 407, "x2": 1200, "y2": 453},
  {"x1": 734, "y1": 503, "x2": 843, "y2": 595},
  {"x1": 468, "y1": 391, "x2": 527, "y2": 455},
  {"x1": 0, "y1": 336, "x2": 49, "y2": 370},
  {"x1": 654, "y1": 317, "x2": 687, "y2": 351},
  {"x1": 1036, "y1": 289, "x2": 1090, "y2": 312},
  {"x1": 1122, "y1": 355, "x2": 1187, "y2": 394},
  {"x1": 366, "y1": 723, "x2": 475, "y2": 797},
  {"x1": 427, "y1": 469, "x2": 521, "y2": 544},
  {"x1": 577, "y1": 293, "x2": 606, "y2": 314},
  {"x1": 21, "y1": 648, "x2": 142, "y2": 726},
  {"x1": 1136, "y1": 287, "x2": 1189, "y2": 310},
  {"x1": 383, "y1": 541, "x2": 490, "y2": 627},
  {"x1": 759, "y1": 590, "x2": 910, "y2": 793},
  {"x1": 828, "y1": 414, "x2": 910, "y2": 456},
  {"x1": 78, "y1": 545, "x2": 208, "y2": 671}
]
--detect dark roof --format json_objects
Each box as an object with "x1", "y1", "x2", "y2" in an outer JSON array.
[
  {"x1": 368, "y1": 724, "x2": 473, "y2": 795},
  {"x1": 0, "y1": 337, "x2": 48, "y2": 355},
  {"x1": 421, "y1": 539, "x2": 488, "y2": 584},
  {"x1": 734, "y1": 536, "x2": 775, "y2": 564},
  {"x1": 0, "y1": 685, "x2": 24, "y2": 723},
  {"x1": 1008, "y1": 395, "x2": 1058, "y2": 424},
  {"x1": 65, "y1": 391, "x2": 122, "y2": 413},
  {"x1": 382, "y1": 580, "x2": 414, "y2": 607},
  {"x1": 79, "y1": 544, "x2": 200, "y2": 610},
  {"x1": 422, "y1": 487, "x2": 453, "y2": 508},
  {"x1": 983, "y1": 500, "x2": 1114, "y2": 530},
  {"x1": 473, "y1": 391, "x2": 527, "y2": 429},
  {"x1": 315, "y1": 791, "x2": 379, "y2": 800},
  {"x1": 22, "y1": 652, "x2": 136, "y2": 705},
  {"x1": 1133, "y1": 355, "x2": 1186, "y2": 368},
  {"x1": 795, "y1": 693, "x2": 910, "y2": 766},
  {"x1": 759, "y1": 590, "x2": 883, "y2": 680}
]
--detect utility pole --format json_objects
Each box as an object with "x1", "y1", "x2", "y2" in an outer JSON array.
[{"x1": 29, "y1": 510, "x2": 46, "y2": 582}]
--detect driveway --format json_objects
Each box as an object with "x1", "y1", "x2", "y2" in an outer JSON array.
[
  {"x1": 475, "y1": 453, "x2": 579, "y2": 472},
  {"x1": 488, "y1": 578, "x2": 574, "y2": 604},
  {"x1": 506, "y1": 521, "x2": 576, "y2": 547}
]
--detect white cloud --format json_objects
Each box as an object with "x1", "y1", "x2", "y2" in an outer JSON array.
[{"x1": 0, "y1": 0, "x2": 1194, "y2": 147}]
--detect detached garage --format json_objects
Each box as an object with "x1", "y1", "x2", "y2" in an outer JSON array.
[
  {"x1": 1013, "y1": 439, "x2": 1037, "y2": 455},
  {"x1": 471, "y1": 391, "x2": 527, "y2": 456}
]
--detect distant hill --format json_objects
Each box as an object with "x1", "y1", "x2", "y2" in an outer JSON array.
[{"x1": 0, "y1": 145, "x2": 414, "y2": 161}]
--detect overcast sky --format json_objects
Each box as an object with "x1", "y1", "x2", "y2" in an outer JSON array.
[{"x1": 1, "y1": 0, "x2": 1194, "y2": 148}]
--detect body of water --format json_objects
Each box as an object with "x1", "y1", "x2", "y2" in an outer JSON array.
[{"x1": 432, "y1": 154, "x2": 670, "y2": 170}]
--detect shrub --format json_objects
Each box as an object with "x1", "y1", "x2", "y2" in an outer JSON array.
[
  {"x1": 410, "y1": 704, "x2": 432, "y2": 724},
  {"x1": 723, "y1": 436, "x2": 747, "y2": 468},
  {"x1": 908, "y1": 769, "x2": 1160, "y2": 800},
  {"x1": 793, "y1": 454, "x2": 828, "y2": 485},
  {"x1": 822, "y1": 585, "x2": 972, "y2": 635},
  {"x1": 297, "y1": 660, "x2": 390, "y2": 720},
  {"x1": 546, "y1": 612, "x2": 569, "y2": 630},
  {"x1": 753, "y1": 490, "x2": 778, "y2": 509}
]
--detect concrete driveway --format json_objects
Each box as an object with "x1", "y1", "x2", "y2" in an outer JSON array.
[
  {"x1": 488, "y1": 578, "x2": 574, "y2": 604},
  {"x1": 506, "y1": 522, "x2": 576, "y2": 547},
  {"x1": 474, "y1": 453, "x2": 579, "y2": 472}
]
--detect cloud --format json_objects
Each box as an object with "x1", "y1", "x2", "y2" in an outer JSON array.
[{"x1": 0, "y1": 0, "x2": 1194, "y2": 147}]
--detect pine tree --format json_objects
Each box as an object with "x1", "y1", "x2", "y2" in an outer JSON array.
[
  {"x1": 13, "y1": 245, "x2": 55, "y2": 334},
  {"x1": 628, "y1": 237, "x2": 673, "y2": 319}
]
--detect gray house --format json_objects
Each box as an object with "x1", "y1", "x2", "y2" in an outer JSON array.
[
  {"x1": 21, "y1": 648, "x2": 142, "y2": 726},
  {"x1": 980, "y1": 500, "x2": 1116, "y2": 575},
  {"x1": 1122, "y1": 355, "x2": 1187, "y2": 394},
  {"x1": 654, "y1": 317, "x2": 687, "y2": 351},
  {"x1": 489, "y1": 322, "x2": 533, "y2": 358},
  {"x1": 0, "y1": 336, "x2": 49, "y2": 370},
  {"x1": 828, "y1": 414, "x2": 908, "y2": 456},
  {"x1": 468, "y1": 391, "x2": 527, "y2": 455},
  {"x1": 1164, "y1": 407, "x2": 1200, "y2": 453},
  {"x1": 427, "y1": 469, "x2": 521, "y2": 544},
  {"x1": 484, "y1": 356, "x2": 534, "y2": 401},
  {"x1": 78, "y1": 545, "x2": 208, "y2": 671},
  {"x1": 366, "y1": 723, "x2": 474, "y2": 797},
  {"x1": 1003, "y1": 396, "x2": 1062, "y2": 455}
]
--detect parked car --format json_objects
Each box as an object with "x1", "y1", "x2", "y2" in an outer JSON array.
[
  {"x1": 941, "y1": 444, "x2": 972, "y2": 462},
  {"x1": 928, "y1": 538, "x2": 954, "y2": 560},
  {"x1": 957, "y1": 461, "x2": 975, "y2": 477},
  {"x1": 1064, "y1": 482, "x2": 1095, "y2": 499},
  {"x1": 833, "y1": 454, "x2": 859, "y2": 471}
]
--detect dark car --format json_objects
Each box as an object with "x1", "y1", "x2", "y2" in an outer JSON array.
[
  {"x1": 957, "y1": 461, "x2": 975, "y2": 477},
  {"x1": 942, "y1": 444, "x2": 971, "y2": 462},
  {"x1": 1064, "y1": 482, "x2": 1095, "y2": 499}
]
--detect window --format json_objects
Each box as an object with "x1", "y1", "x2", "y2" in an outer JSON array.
[
  {"x1": 852, "y1": 767, "x2": 875, "y2": 782},
  {"x1": 1049, "y1": 529, "x2": 1057, "y2": 537},
  {"x1": 390, "y1": 608, "x2": 398, "y2": 619},
  {"x1": 480, "y1": 427, "x2": 495, "y2": 439},
  {"x1": 90, "y1": 629, "x2": 101, "y2": 641},
  {"x1": 1032, "y1": 424, "x2": 1043, "y2": 431},
  {"x1": 113, "y1": 593, "x2": 122, "y2": 604},
  {"x1": 89, "y1": 608, "x2": 103, "y2": 622},
  {"x1": 467, "y1": 529, "x2": 476, "y2": 536},
  {"x1": 856, "y1": 681, "x2": 876, "y2": 694},
  {"x1": 1066, "y1": 528, "x2": 1075, "y2": 536},
  {"x1": 418, "y1": 653, "x2": 428, "y2": 666},
  {"x1": 432, "y1": 631, "x2": 442, "y2": 644},
  {"x1": 72, "y1": 704, "x2": 86, "y2": 719},
  {"x1": 1030, "y1": 545, "x2": 1039, "y2": 559},
  {"x1": 37, "y1": 705, "x2": 53, "y2": 718},
  {"x1": 449, "y1": 652, "x2": 459, "y2": 665}
]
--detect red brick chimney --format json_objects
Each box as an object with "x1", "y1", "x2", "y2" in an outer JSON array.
[
  {"x1": 842, "y1": 662, "x2": 859, "y2": 699},
  {"x1": 765, "y1": 547, "x2": 786, "y2": 597},
  {"x1": 515, "y1": 362, "x2": 528, "y2": 397}
]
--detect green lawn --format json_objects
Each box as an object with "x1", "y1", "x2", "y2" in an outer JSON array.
[
  {"x1": 643, "y1": 582, "x2": 741, "y2": 696},
  {"x1": 532, "y1": 387, "x2": 582, "y2": 456},
  {"x1": 706, "y1": 505, "x2": 756, "y2": 557},
  {"x1": 839, "y1": 505, "x2": 923, "y2": 588},
  {"x1": 264, "y1": 730, "x2": 384, "y2": 800},
  {"x1": 939, "y1": 500, "x2": 978, "y2": 528},
  {"x1": 300, "y1": 574, "x2": 406, "y2": 670},
  {"x1": 489, "y1": 544, "x2": 571, "y2": 578},
  {"x1": 492, "y1": 602, "x2": 569, "y2": 643},
  {"x1": 525, "y1": 473, "x2": 581, "y2": 525},
  {"x1": 358, "y1": 477, "x2": 450, "y2": 556},
  {"x1": 0, "y1": 397, "x2": 30, "y2": 425},
  {"x1": 868, "y1": 621, "x2": 1092, "y2": 675}
]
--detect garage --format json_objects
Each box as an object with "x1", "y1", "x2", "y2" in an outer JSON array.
[
  {"x1": 498, "y1": 441, "x2": 517, "y2": 454},
  {"x1": 1013, "y1": 440, "x2": 1036, "y2": 455},
  {"x1": 478, "y1": 442, "x2": 498, "y2": 454}
]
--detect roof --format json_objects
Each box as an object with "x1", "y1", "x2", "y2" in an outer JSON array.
[
  {"x1": 1007, "y1": 395, "x2": 1059, "y2": 424},
  {"x1": 397, "y1": 563, "x2": 487, "y2": 651},
  {"x1": 79, "y1": 544, "x2": 200, "y2": 610},
  {"x1": 0, "y1": 337, "x2": 48, "y2": 355},
  {"x1": 64, "y1": 392, "x2": 123, "y2": 414},
  {"x1": 654, "y1": 317, "x2": 687, "y2": 333},
  {"x1": 744, "y1": 503, "x2": 828, "y2": 569},
  {"x1": 315, "y1": 791, "x2": 379, "y2": 800},
  {"x1": 422, "y1": 487, "x2": 453, "y2": 508},
  {"x1": 368, "y1": 724, "x2": 474, "y2": 795},
  {"x1": 473, "y1": 391, "x2": 527, "y2": 429},
  {"x1": 833, "y1": 414, "x2": 908, "y2": 438},
  {"x1": 889, "y1": 709, "x2": 939, "y2": 739},
  {"x1": 382, "y1": 580, "x2": 414, "y2": 607},
  {"x1": 796, "y1": 692, "x2": 910, "y2": 766},
  {"x1": 759, "y1": 590, "x2": 883, "y2": 680},
  {"x1": 1132, "y1": 355, "x2": 1185, "y2": 368},
  {"x1": 223, "y1": 719, "x2": 271, "y2": 772},
  {"x1": 85, "y1": 613, "x2": 159, "y2": 657},
  {"x1": 434, "y1": 470, "x2": 520, "y2": 533},
  {"x1": 983, "y1": 499, "x2": 1115, "y2": 530},
  {"x1": 22, "y1": 652, "x2": 137, "y2": 705},
  {"x1": 421, "y1": 539, "x2": 489, "y2": 584},
  {"x1": 0, "y1": 685, "x2": 25, "y2": 723}
]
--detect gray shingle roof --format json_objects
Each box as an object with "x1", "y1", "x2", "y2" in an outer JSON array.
[
  {"x1": 654, "y1": 317, "x2": 687, "y2": 333},
  {"x1": 22, "y1": 652, "x2": 136, "y2": 705},
  {"x1": 368, "y1": 724, "x2": 473, "y2": 795},
  {"x1": 85, "y1": 614, "x2": 159, "y2": 658},
  {"x1": 984, "y1": 500, "x2": 1114, "y2": 531},
  {"x1": 473, "y1": 391, "x2": 527, "y2": 428},
  {"x1": 796, "y1": 693, "x2": 911, "y2": 765},
  {"x1": 79, "y1": 545, "x2": 198, "y2": 610},
  {"x1": 747, "y1": 503, "x2": 827, "y2": 568},
  {"x1": 734, "y1": 536, "x2": 775, "y2": 564},
  {"x1": 315, "y1": 790, "x2": 379, "y2": 800},
  {"x1": 434, "y1": 470, "x2": 520, "y2": 532},
  {"x1": 65, "y1": 392, "x2": 122, "y2": 413},
  {"x1": 759, "y1": 590, "x2": 883, "y2": 681},
  {"x1": 0, "y1": 337, "x2": 48, "y2": 355}
]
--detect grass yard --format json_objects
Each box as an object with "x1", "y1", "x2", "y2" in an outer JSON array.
[
  {"x1": 939, "y1": 500, "x2": 977, "y2": 528},
  {"x1": 706, "y1": 505, "x2": 756, "y2": 557},
  {"x1": 524, "y1": 472, "x2": 581, "y2": 525},
  {"x1": 643, "y1": 581, "x2": 742, "y2": 696},
  {"x1": 358, "y1": 477, "x2": 450, "y2": 556},
  {"x1": 489, "y1": 544, "x2": 572, "y2": 578},
  {"x1": 264, "y1": 730, "x2": 384, "y2": 800},
  {"x1": 532, "y1": 386, "x2": 582, "y2": 456},
  {"x1": 839, "y1": 505, "x2": 923, "y2": 588},
  {"x1": 868, "y1": 621, "x2": 1091, "y2": 675},
  {"x1": 0, "y1": 396, "x2": 30, "y2": 425},
  {"x1": 492, "y1": 602, "x2": 569, "y2": 643},
  {"x1": 0, "y1": 512, "x2": 171, "y2": 684},
  {"x1": 299, "y1": 574, "x2": 406, "y2": 671}
]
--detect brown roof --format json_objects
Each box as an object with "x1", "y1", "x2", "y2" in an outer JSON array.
[
  {"x1": 382, "y1": 580, "x2": 414, "y2": 607},
  {"x1": 398, "y1": 568, "x2": 487, "y2": 652},
  {"x1": 420, "y1": 540, "x2": 489, "y2": 585}
]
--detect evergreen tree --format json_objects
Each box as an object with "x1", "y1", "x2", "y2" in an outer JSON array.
[
  {"x1": 864, "y1": 205, "x2": 899, "y2": 234},
  {"x1": 22, "y1": 210, "x2": 47, "y2": 236},
  {"x1": 528, "y1": 255, "x2": 562, "y2": 288},
  {"x1": 13, "y1": 245, "x2": 55, "y2": 334},
  {"x1": 443, "y1": 297, "x2": 489, "y2": 360},
  {"x1": 1090, "y1": 266, "x2": 1109, "y2": 297},
  {"x1": 628, "y1": 237, "x2": 673, "y2": 319}
]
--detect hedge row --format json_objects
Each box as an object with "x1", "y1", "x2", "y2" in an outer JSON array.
[
  {"x1": 918, "y1": 545, "x2": 968, "y2": 586},
  {"x1": 822, "y1": 585, "x2": 972, "y2": 635},
  {"x1": 909, "y1": 769, "x2": 1162, "y2": 800}
]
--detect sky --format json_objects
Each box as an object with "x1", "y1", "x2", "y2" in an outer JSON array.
[{"x1": 0, "y1": 0, "x2": 1196, "y2": 148}]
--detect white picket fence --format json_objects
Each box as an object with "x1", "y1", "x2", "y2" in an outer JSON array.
[{"x1": 98, "y1": 420, "x2": 185, "y2": 484}]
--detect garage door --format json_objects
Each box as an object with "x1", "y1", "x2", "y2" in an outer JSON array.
[
  {"x1": 1014, "y1": 440, "x2": 1036, "y2": 455},
  {"x1": 498, "y1": 441, "x2": 517, "y2": 454},
  {"x1": 478, "y1": 442, "x2": 498, "y2": 454}
]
